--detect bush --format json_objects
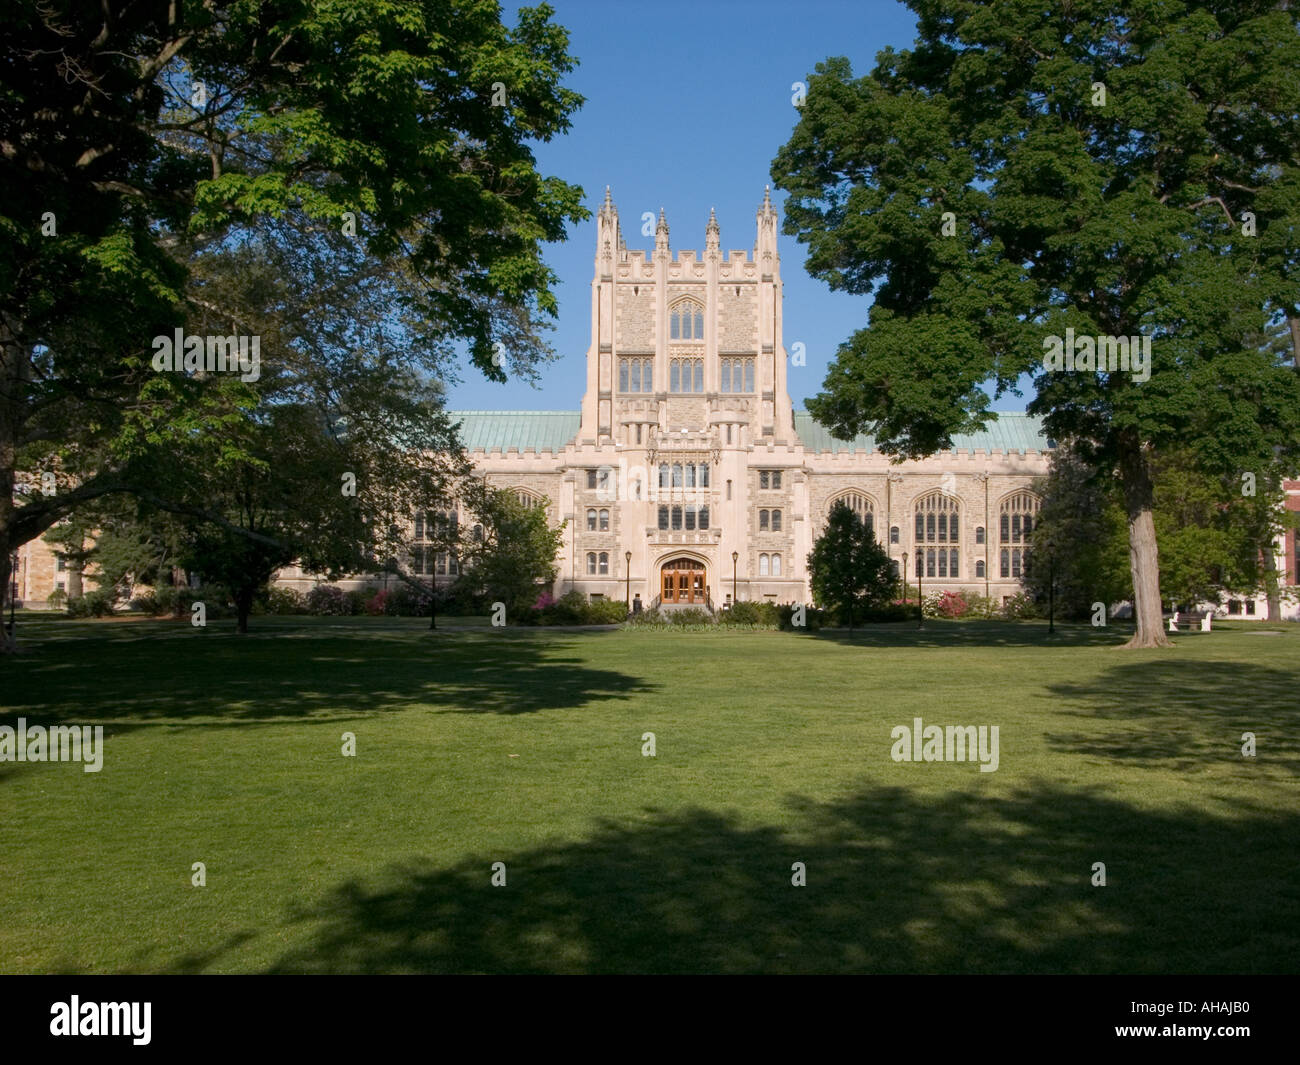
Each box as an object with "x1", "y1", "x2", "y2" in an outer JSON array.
[
  {"x1": 776, "y1": 603, "x2": 825, "y2": 631},
  {"x1": 127, "y1": 592, "x2": 157, "y2": 615},
  {"x1": 585, "y1": 597, "x2": 630, "y2": 624},
  {"x1": 364, "y1": 589, "x2": 391, "y2": 616},
  {"x1": 387, "y1": 582, "x2": 432, "y2": 617},
  {"x1": 851, "y1": 602, "x2": 912, "y2": 623},
  {"x1": 929, "y1": 590, "x2": 969, "y2": 619},
  {"x1": 721, "y1": 600, "x2": 780, "y2": 627},
  {"x1": 305, "y1": 585, "x2": 350, "y2": 616},
  {"x1": 264, "y1": 587, "x2": 307, "y2": 615},
  {"x1": 67, "y1": 589, "x2": 115, "y2": 617},
  {"x1": 46, "y1": 587, "x2": 67, "y2": 611},
  {"x1": 1000, "y1": 592, "x2": 1041, "y2": 620},
  {"x1": 669, "y1": 607, "x2": 714, "y2": 627},
  {"x1": 625, "y1": 606, "x2": 665, "y2": 626}
]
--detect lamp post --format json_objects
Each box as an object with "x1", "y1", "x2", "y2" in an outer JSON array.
[
  {"x1": 901, "y1": 552, "x2": 908, "y2": 609},
  {"x1": 917, "y1": 553, "x2": 924, "y2": 629},
  {"x1": 1048, "y1": 548, "x2": 1056, "y2": 635},
  {"x1": 625, "y1": 551, "x2": 632, "y2": 611},
  {"x1": 732, "y1": 550, "x2": 739, "y2": 605}
]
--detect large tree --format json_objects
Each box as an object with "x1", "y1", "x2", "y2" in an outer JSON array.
[
  {"x1": 772, "y1": 0, "x2": 1300, "y2": 646},
  {"x1": 455, "y1": 486, "x2": 563, "y2": 620},
  {"x1": 0, "y1": 0, "x2": 586, "y2": 644},
  {"x1": 807, "y1": 501, "x2": 897, "y2": 631}
]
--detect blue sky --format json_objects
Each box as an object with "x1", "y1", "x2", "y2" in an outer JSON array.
[{"x1": 446, "y1": 0, "x2": 1030, "y2": 414}]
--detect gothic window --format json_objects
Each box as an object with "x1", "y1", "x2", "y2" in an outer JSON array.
[
  {"x1": 671, "y1": 300, "x2": 705, "y2": 340},
  {"x1": 698, "y1": 505, "x2": 709, "y2": 530},
  {"x1": 670, "y1": 358, "x2": 704, "y2": 393},
  {"x1": 586, "y1": 508, "x2": 597, "y2": 531},
  {"x1": 759, "y1": 509, "x2": 769, "y2": 531},
  {"x1": 472, "y1": 524, "x2": 484, "y2": 542},
  {"x1": 832, "y1": 491, "x2": 874, "y2": 538},
  {"x1": 999, "y1": 492, "x2": 1040, "y2": 546},
  {"x1": 587, "y1": 469, "x2": 598, "y2": 489},
  {"x1": 759, "y1": 553, "x2": 769, "y2": 576},
  {"x1": 698, "y1": 464, "x2": 710, "y2": 487},
  {"x1": 771, "y1": 509, "x2": 783, "y2": 532},
  {"x1": 658, "y1": 506, "x2": 669, "y2": 531},
  {"x1": 671, "y1": 506, "x2": 683, "y2": 531},
  {"x1": 672, "y1": 463, "x2": 683, "y2": 487},
  {"x1": 685, "y1": 506, "x2": 696, "y2": 531},
  {"x1": 914, "y1": 492, "x2": 960, "y2": 544},
  {"x1": 618, "y1": 357, "x2": 653, "y2": 394},
  {"x1": 975, "y1": 526, "x2": 985, "y2": 545},
  {"x1": 599, "y1": 552, "x2": 609, "y2": 576},
  {"x1": 771, "y1": 554, "x2": 782, "y2": 576},
  {"x1": 599, "y1": 509, "x2": 610, "y2": 531},
  {"x1": 720, "y1": 357, "x2": 755, "y2": 394},
  {"x1": 890, "y1": 526, "x2": 900, "y2": 544},
  {"x1": 976, "y1": 559, "x2": 985, "y2": 579},
  {"x1": 686, "y1": 464, "x2": 696, "y2": 488},
  {"x1": 659, "y1": 463, "x2": 669, "y2": 488}
]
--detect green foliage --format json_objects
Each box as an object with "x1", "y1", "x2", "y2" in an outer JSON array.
[
  {"x1": 45, "y1": 587, "x2": 67, "y2": 611},
  {"x1": 807, "y1": 501, "x2": 897, "y2": 626},
  {"x1": 723, "y1": 600, "x2": 781, "y2": 627},
  {"x1": 776, "y1": 603, "x2": 825, "y2": 631},
  {"x1": 1000, "y1": 594, "x2": 1041, "y2": 621},
  {"x1": 2, "y1": 0, "x2": 587, "y2": 632},
  {"x1": 525, "y1": 590, "x2": 627, "y2": 626},
  {"x1": 772, "y1": 3, "x2": 1300, "y2": 643},
  {"x1": 669, "y1": 607, "x2": 714, "y2": 627},
  {"x1": 264, "y1": 587, "x2": 308, "y2": 616},
  {"x1": 67, "y1": 590, "x2": 115, "y2": 618},
  {"x1": 456, "y1": 488, "x2": 563, "y2": 617},
  {"x1": 306, "y1": 586, "x2": 352, "y2": 616}
]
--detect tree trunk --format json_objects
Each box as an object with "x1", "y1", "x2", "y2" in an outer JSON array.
[
  {"x1": 235, "y1": 586, "x2": 254, "y2": 634},
  {"x1": 1263, "y1": 539, "x2": 1282, "y2": 622},
  {"x1": 68, "y1": 556, "x2": 84, "y2": 599},
  {"x1": 0, "y1": 549, "x2": 13, "y2": 652},
  {"x1": 1118, "y1": 440, "x2": 1172, "y2": 648}
]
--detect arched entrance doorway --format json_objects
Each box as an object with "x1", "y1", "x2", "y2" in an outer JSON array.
[{"x1": 660, "y1": 557, "x2": 707, "y2": 604}]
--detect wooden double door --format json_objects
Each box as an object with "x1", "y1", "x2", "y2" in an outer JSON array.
[{"x1": 661, "y1": 558, "x2": 706, "y2": 604}]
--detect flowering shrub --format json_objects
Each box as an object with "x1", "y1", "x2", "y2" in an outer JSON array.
[
  {"x1": 365, "y1": 589, "x2": 391, "y2": 616},
  {"x1": 932, "y1": 591, "x2": 969, "y2": 618},
  {"x1": 305, "y1": 585, "x2": 350, "y2": 615}
]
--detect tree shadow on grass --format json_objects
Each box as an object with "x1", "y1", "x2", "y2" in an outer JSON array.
[
  {"x1": 1043, "y1": 660, "x2": 1300, "y2": 773},
  {"x1": 811, "y1": 620, "x2": 1133, "y2": 648},
  {"x1": 254, "y1": 782, "x2": 1299, "y2": 975},
  {"x1": 0, "y1": 628, "x2": 655, "y2": 727}
]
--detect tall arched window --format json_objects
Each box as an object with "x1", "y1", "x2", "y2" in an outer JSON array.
[
  {"x1": 599, "y1": 509, "x2": 610, "y2": 531},
  {"x1": 586, "y1": 508, "x2": 597, "y2": 531},
  {"x1": 598, "y1": 552, "x2": 609, "y2": 575},
  {"x1": 759, "y1": 554, "x2": 769, "y2": 576},
  {"x1": 915, "y1": 492, "x2": 960, "y2": 580},
  {"x1": 670, "y1": 299, "x2": 705, "y2": 340},
  {"x1": 830, "y1": 491, "x2": 875, "y2": 539},
  {"x1": 998, "y1": 492, "x2": 1039, "y2": 579},
  {"x1": 976, "y1": 559, "x2": 985, "y2": 579},
  {"x1": 771, "y1": 554, "x2": 782, "y2": 576},
  {"x1": 999, "y1": 491, "x2": 1039, "y2": 545},
  {"x1": 587, "y1": 552, "x2": 597, "y2": 575}
]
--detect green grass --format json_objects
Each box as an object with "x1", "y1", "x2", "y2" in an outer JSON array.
[{"x1": 2, "y1": 613, "x2": 1297, "y2": 973}]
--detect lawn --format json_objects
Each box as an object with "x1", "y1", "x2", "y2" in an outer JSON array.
[{"x1": 1, "y1": 614, "x2": 1297, "y2": 974}]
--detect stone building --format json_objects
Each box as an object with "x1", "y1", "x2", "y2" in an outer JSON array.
[
  {"x1": 363, "y1": 188, "x2": 1062, "y2": 610},
  {"x1": 16, "y1": 188, "x2": 1297, "y2": 617}
]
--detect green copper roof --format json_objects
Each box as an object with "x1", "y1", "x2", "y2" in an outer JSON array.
[
  {"x1": 449, "y1": 411, "x2": 581, "y2": 453},
  {"x1": 446, "y1": 409, "x2": 1053, "y2": 455},
  {"x1": 792, "y1": 411, "x2": 1053, "y2": 454}
]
